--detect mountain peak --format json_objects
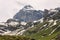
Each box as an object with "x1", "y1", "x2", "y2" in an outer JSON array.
[
  {"x1": 22, "y1": 5, "x2": 34, "y2": 10},
  {"x1": 13, "y1": 5, "x2": 43, "y2": 22}
]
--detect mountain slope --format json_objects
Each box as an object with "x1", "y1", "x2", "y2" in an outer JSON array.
[
  {"x1": 13, "y1": 5, "x2": 43, "y2": 22},
  {"x1": 23, "y1": 20, "x2": 60, "y2": 40}
]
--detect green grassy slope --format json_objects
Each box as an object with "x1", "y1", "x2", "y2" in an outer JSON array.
[
  {"x1": 0, "y1": 35, "x2": 34, "y2": 40},
  {"x1": 23, "y1": 20, "x2": 60, "y2": 40}
]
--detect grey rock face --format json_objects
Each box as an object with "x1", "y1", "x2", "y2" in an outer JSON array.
[{"x1": 13, "y1": 5, "x2": 43, "y2": 22}]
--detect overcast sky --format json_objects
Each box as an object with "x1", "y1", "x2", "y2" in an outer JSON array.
[{"x1": 0, "y1": 0, "x2": 60, "y2": 22}]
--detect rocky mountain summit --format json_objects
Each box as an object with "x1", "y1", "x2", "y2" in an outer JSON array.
[{"x1": 13, "y1": 5, "x2": 43, "y2": 22}]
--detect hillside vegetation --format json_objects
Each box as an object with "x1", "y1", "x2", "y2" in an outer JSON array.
[
  {"x1": 23, "y1": 20, "x2": 60, "y2": 40},
  {"x1": 0, "y1": 35, "x2": 35, "y2": 40}
]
